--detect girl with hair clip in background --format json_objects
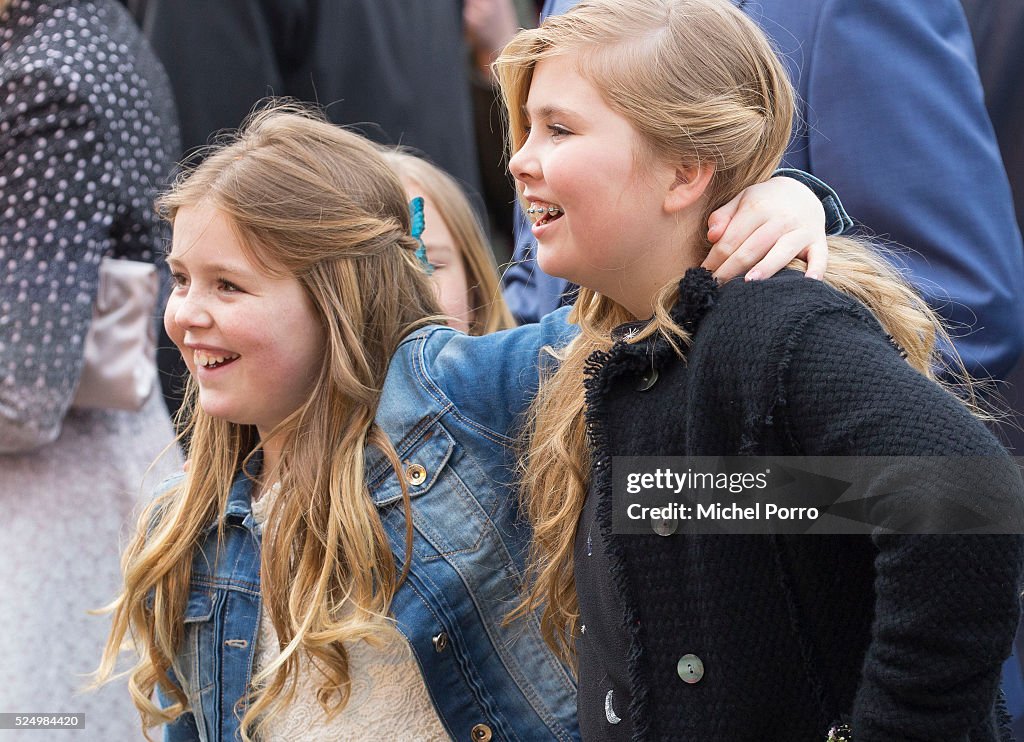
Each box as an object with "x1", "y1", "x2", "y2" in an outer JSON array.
[
  {"x1": 96, "y1": 102, "x2": 847, "y2": 740},
  {"x1": 500, "y1": 0, "x2": 1024, "y2": 740},
  {"x1": 381, "y1": 148, "x2": 517, "y2": 336}
]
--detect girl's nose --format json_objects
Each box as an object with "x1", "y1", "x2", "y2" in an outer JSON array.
[
  {"x1": 508, "y1": 133, "x2": 540, "y2": 186},
  {"x1": 169, "y1": 288, "x2": 212, "y2": 330}
]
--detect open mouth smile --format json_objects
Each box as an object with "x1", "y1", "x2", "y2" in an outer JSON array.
[
  {"x1": 526, "y1": 202, "x2": 565, "y2": 226},
  {"x1": 193, "y1": 350, "x2": 240, "y2": 370}
]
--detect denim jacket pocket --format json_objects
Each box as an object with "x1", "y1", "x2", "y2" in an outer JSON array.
[
  {"x1": 184, "y1": 590, "x2": 215, "y2": 623},
  {"x1": 371, "y1": 420, "x2": 455, "y2": 506},
  {"x1": 377, "y1": 419, "x2": 515, "y2": 560}
]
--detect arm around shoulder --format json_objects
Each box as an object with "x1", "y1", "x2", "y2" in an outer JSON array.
[{"x1": 420, "y1": 306, "x2": 577, "y2": 438}]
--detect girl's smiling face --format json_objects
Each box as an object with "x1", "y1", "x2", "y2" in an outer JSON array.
[
  {"x1": 508, "y1": 53, "x2": 701, "y2": 317},
  {"x1": 165, "y1": 204, "x2": 326, "y2": 438}
]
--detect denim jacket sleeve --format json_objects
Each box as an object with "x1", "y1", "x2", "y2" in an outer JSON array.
[
  {"x1": 371, "y1": 314, "x2": 581, "y2": 740},
  {"x1": 773, "y1": 167, "x2": 853, "y2": 235},
  {"x1": 418, "y1": 305, "x2": 577, "y2": 440}
]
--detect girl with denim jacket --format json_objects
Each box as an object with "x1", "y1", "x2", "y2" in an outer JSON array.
[
  {"x1": 500, "y1": 1, "x2": 1024, "y2": 739},
  {"x1": 95, "y1": 101, "x2": 845, "y2": 740}
]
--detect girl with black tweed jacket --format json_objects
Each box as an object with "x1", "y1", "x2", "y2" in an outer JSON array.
[{"x1": 496, "y1": 0, "x2": 1024, "y2": 739}]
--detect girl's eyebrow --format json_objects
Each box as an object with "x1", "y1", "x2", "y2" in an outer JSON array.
[
  {"x1": 165, "y1": 255, "x2": 252, "y2": 275},
  {"x1": 522, "y1": 104, "x2": 577, "y2": 121},
  {"x1": 426, "y1": 241, "x2": 456, "y2": 260}
]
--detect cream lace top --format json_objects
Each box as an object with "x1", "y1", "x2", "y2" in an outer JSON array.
[{"x1": 251, "y1": 486, "x2": 450, "y2": 741}]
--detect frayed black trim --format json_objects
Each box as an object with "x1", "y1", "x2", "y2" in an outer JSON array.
[
  {"x1": 576, "y1": 268, "x2": 719, "y2": 740},
  {"x1": 583, "y1": 346, "x2": 652, "y2": 740},
  {"x1": 599, "y1": 267, "x2": 720, "y2": 384},
  {"x1": 995, "y1": 688, "x2": 1013, "y2": 741},
  {"x1": 583, "y1": 348, "x2": 613, "y2": 456},
  {"x1": 672, "y1": 267, "x2": 719, "y2": 334},
  {"x1": 885, "y1": 332, "x2": 909, "y2": 359}
]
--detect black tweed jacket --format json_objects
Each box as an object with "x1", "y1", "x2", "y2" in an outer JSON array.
[{"x1": 583, "y1": 268, "x2": 1024, "y2": 741}]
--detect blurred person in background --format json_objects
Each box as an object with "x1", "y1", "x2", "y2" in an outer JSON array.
[
  {"x1": 960, "y1": 0, "x2": 1024, "y2": 233},
  {"x1": 141, "y1": 0, "x2": 482, "y2": 205},
  {"x1": 0, "y1": 0, "x2": 181, "y2": 737},
  {"x1": 957, "y1": 0, "x2": 1024, "y2": 453},
  {"x1": 959, "y1": 1, "x2": 1024, "y2": 731},
  {"x1": 383, "y1": 149, "x2": 516, "y2": 336}
]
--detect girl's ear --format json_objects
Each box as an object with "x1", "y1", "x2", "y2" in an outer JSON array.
[{"x1": 664, "y1": 160, "x2": 715, "y2": 214}]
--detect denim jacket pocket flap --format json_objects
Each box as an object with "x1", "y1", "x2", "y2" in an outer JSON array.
[
  {"x1": 371, "y1": 421, "x2": 455, "y2": 506},
  {"x1": 183, "y1": 590, "x2": 215, "y2": 623}
]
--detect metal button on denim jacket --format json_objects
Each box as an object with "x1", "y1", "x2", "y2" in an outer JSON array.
[{"x1": 161, "y1": 307, "x2": 580, "y2": 741}]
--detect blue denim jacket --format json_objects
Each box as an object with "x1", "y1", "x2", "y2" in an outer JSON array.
[{"x1": 161, "y1": 308, "x2": 580, "y2": 742}]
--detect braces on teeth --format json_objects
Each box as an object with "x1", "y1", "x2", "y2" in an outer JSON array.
[{"x1": 526, "y1": 205, "x2": 563, "y2": 216}]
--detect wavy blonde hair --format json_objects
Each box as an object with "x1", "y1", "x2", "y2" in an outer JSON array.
[
  {"x1": 96, "y1": 104, "x2": 444, "y2": 739},
  {"x1": 381, "y1": 148, "x2": 517, "y2": 335},
  {"x1": 496, "y1": 0, "x2": 979, "y2": 664}
]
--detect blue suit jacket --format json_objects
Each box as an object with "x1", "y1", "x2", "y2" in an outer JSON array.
[{"x1": 503, "y1": 0, "x2": 1024, "y2": 380}]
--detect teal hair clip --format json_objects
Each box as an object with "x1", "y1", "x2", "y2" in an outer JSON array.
[{"x1": 409, "y1": 196, "x2": 434, "y2": 275}]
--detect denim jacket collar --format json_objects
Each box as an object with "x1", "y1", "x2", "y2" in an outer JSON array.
[{"x1": 201, "y1": 451, "x2": 261, "y2": 534}]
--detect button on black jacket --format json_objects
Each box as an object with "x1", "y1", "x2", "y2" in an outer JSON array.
[{"x1": 582, "y1": 268, "x2": 1024, "y2": 741}]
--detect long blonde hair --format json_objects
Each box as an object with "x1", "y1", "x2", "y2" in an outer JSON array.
[
  {"x1": 496, "y1": 0, "x2": 978, "y2": 664},
  {"x1": 382, "y1": 148, "x2": 517, "y2": 335},
  {"x1": 97, "y1": 104, "x2": 444, "y2": 739}
]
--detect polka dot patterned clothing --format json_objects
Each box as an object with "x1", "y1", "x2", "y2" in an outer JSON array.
[{"x1": 0, "y1": 1, "x2": 181, "y2": 738}]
